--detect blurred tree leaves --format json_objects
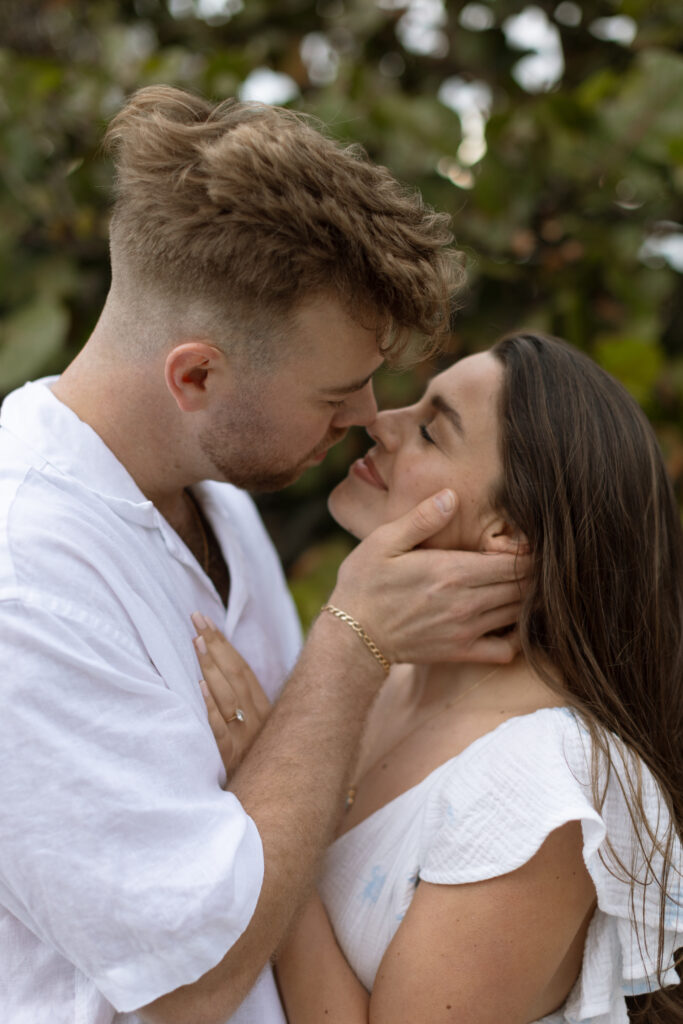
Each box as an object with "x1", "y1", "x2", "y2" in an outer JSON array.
[
  {"x1": 0, "y1": 296, "x2": 69, "y2": 392},
  {"x1": 1, "y1": 0, "x2": 682, "y2": 620}
]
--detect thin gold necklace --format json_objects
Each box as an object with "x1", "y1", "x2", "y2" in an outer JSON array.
[
  {"x1": 184, "y1": 488, "x2": 210, "y2": 575},
  {"x1": 345, "y1": 664, "x2": 500, "y2": 811}
]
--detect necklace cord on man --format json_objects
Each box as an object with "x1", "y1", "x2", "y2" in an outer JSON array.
[{"x1": 184, "y1": 488, "x2": 210, "y2": 575}]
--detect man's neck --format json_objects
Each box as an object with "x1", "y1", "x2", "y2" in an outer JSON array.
[{"x1": 51, "y1": 338, "x2": 190, "y2": 514}]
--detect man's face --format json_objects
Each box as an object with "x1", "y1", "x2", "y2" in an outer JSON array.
[{"x1": 200, "y1": 294, "x2": 384, "y2": 492}]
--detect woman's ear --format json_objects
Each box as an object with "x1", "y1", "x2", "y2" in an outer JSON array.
[{"x1": 480, "y1": 515, "x2": 530, "y2": 555}]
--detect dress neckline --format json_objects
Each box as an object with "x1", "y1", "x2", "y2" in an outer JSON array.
[{"x1": 333, "y1": 706, "x2": 576, "y2": 847}]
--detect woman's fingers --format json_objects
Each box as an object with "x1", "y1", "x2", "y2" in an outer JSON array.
[
  {"x1": 197, "y1": 651, "x2": 256, "y2": 776},
  {"x1": 194, "y1": 635, "x2": 241, "y2": 721},
  {"x1": 190, "y1": 613, "x2": 272, "y2": 777},
  {"x1": 192, "y1": 613, "x2": 271, "y2": 716},
  {"x1": 199, "y1": 678, "x2": 238, "y2": 770}
]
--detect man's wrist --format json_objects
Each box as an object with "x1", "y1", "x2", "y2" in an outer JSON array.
[
  {"x1": 320, "y1": 604, "x2": 390, "y2": 677},
  {"x1": 309, "y1": 609, "x2": 389, "y2": 691}
]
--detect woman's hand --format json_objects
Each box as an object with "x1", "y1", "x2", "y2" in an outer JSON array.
[{"x1": 191, "y1": 612, "x2": 271, "y2": 778}]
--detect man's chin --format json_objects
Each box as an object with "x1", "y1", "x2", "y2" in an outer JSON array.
[
  {"x1": 241, "y1": 461, "x2": 312, "y2": 493},
  {"x1": 212, "y1": 443, "x2": 339, "y2": 493}
]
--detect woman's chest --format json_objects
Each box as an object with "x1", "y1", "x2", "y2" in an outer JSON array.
[
  {"x1": 342, "y1": 695, "x2": 489, "y2": 837},
  {"x1": 321, "y1": 790, "x2": 430, "y2": 991}
]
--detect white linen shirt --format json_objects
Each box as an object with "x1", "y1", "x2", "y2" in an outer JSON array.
[{"x1": 0, "y1": 378, "x2": 302, "y2": 1024}]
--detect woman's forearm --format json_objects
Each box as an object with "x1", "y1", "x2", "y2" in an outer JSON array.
[{"x1": 275, "y1": 895, "x2": 369, "y2": 1024}]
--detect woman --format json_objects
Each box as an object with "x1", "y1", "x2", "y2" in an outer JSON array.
[{"x1": 194, "y1": 332, "x2": 683, "y2": 1023}]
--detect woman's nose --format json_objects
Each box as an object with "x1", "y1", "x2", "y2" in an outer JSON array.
[{"x1": 366, "y1": 408, "x2": 401, "y2": 451}]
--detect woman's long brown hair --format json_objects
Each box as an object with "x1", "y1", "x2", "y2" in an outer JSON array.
[{"x1": 492, "y1": 332, "x2": 683, "y2": 1022}]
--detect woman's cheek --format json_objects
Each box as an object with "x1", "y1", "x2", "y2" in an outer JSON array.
[
  {"x1": 421, "y1": 493, "x2": 486, "y2": 552},
  {"x1": 420, "y1": 520, "x2": 462, "y2": 551},
  {"x1": 419, "y1": 492, "x2": 465, "y2": 551}
]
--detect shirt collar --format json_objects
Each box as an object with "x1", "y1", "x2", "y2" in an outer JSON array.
[{"x1": 0, "y1": 377, "x2": 159, "y2": 527}]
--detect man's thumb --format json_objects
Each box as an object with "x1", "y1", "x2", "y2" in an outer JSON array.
[{"x1": 384, "y1": 489, "x2": 457, "y2": 555}]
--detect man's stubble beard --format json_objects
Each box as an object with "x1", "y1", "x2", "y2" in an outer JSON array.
[
  {"x1": 199, "y1": 404, "x2": 345, "y2": 493},
  {"x1": 200, "y1": 427, "x2": 304, "y2": 493}
]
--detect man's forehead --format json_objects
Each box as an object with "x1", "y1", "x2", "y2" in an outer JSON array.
[
  {"x1": 319, "y1": 365, "x2": 383, "y2": 396},
  {"x1": 291, "y1": 294, "x2": 383, "y2": 346},
  {"x1": 275, "y1": 292, "x2": 385, "y2": 393}
]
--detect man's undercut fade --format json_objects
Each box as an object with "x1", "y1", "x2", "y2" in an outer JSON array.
[{"x1": 104, "y1": 86, "x2": 462, "y2": 363}]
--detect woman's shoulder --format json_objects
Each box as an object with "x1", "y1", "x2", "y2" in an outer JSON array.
[
  {"x1": 421, "y1": 705, "x2": 680, "y2": 902},
  {"x1": 418, "y1": 657, "x2": 576, "y2": 783},
  {"x1": 448, "y1": 701, "x2": 587, "y2": 767},
  {"x1": 418, "y1": 707, "x2": 600, "y2": 880},
  {"x1": 417, "y1": 704, "x2": 683, "y2": 1020},
  {"x1": 433, "y1": 701, "x2": 588, "y2": 780}
]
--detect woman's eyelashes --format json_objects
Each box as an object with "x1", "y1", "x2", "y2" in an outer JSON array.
[{"x1": 419, "y1": 422, "x2": 436, "y2": 444}]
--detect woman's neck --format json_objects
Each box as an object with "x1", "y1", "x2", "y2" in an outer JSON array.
[{"x1": 409, "y1": 656, "x2": 564, "y2": 718}]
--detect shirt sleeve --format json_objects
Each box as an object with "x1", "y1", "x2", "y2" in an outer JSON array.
[
  {"x1": 0, "y1": 597, "x2": 264, "y2": 1013},
  {"x1": 418, "y1": 709, "x2": 605, "y2": 886}
]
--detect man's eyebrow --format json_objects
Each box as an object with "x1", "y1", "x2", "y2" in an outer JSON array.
[
  {"x1": 430, "y1": 393, "x2": 465, "y2": 437},
  {"x1": 321, "y1": 369, "x2": 378, "y2": 397}
]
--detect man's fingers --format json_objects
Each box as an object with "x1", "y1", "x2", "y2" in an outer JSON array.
[
  {"x1": 475, "y1": 552, "x2": 531, "y2": 587},
  {"x1": 464, "y1": 629, "x2": 522, "y2": 665},
  {"x1": 379, "y1": 490, "x2": 458, "y2": 556},
  {"x1": 473, "y1": 601, "x2": 523, "y2": 636},
  {"x1": 445, "y1": 550, "x2": 530, "y2": 589}
]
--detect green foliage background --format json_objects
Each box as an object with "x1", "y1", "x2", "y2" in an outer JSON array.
[{"x1": 1, "y1": 0, "x2": 682, "y2": 625}]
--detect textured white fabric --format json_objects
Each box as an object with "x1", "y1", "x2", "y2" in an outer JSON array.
[
  {"x1": 0, "y1": 379, "x2": 301, "y2": 1024},
  {"x1": 320, "y1": 707, "x2": 683, "y2": 1022}
]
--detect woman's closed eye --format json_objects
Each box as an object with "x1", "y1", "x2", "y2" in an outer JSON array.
[{"x1": 419, "y1": 423, "x2": 436, "y2": 444}]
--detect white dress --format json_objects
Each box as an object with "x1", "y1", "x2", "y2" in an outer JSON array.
[{"x1": 319, "y1": 707, "x2": 683, "y2": 1023}]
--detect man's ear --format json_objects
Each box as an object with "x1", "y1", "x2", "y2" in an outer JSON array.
[
  {"x1": 480, "y1": 515, "x2": 530, "y2": 555},
  {"x1": 164, "y1": 342, "x2": 227, "y2": 413}
]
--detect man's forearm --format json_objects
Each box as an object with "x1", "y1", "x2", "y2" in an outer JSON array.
[{"x1": 140, "y1": 612, "x2": 384, "y2": 1024}]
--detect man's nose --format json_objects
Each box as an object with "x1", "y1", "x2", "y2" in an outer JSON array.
[
  {"x1": 365, "y1": 407, "x2": 401, "y2": 451},
  {"x1": 332, "y1": 381, "x2": 378, "y2": 429}
]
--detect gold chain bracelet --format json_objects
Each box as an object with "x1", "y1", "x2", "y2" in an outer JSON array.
[{"x1": 321, "y1": 604, "x2": 391, "y2": 677}]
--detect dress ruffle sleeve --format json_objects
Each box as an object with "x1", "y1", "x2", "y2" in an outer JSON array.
[{"x1": 417, "y1": 708, "x2": 683, "y2": 1024}]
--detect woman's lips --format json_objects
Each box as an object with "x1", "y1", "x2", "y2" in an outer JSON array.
[{"x1": 352, "y1": 452, "x2": 388, "y2": 490}]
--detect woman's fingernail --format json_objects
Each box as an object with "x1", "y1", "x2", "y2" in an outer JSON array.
[
  {"x1": 199, "y1": 678, "x2": 209, "y2": 698},
  {"x1": 195, "y1": 635, "x2": 207, "y2": 655},
  {"x1": 192, "y1": 611, "x2": 208, "y2": 631},
  {"x1": 433, "y1": 489, "x2": 454, "y2": 514}
]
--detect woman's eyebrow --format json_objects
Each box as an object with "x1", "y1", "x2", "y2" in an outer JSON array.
[{"x1": 430, "y1": 393, "x2": 465, "y2": 437}]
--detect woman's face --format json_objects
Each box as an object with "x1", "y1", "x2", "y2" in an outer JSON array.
[{"x1": 328, "y1": 352, "x2": 506, "y2": 551}]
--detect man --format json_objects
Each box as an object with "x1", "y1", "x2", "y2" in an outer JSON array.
[{"x1": 0, "y1": 87, "x2": 524, "y2": 1024}]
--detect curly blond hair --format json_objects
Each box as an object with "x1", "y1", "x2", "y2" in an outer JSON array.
[{"x1": 103, "y1": 86, "x2": 462, "y2": 362}]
